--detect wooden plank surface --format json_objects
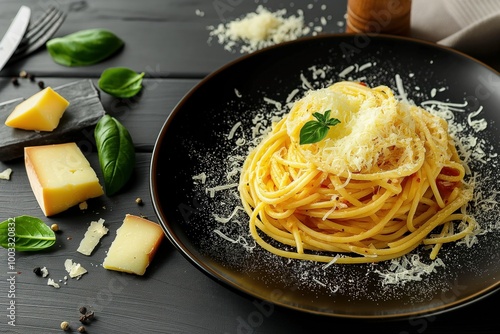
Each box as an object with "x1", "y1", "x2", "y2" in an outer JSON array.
[
  {"x1": 0, "y1": 0, "x2": 349, "y2": 78},
  {"x1": 0, "y1": 0, "x2": 499, "y2": 333}
]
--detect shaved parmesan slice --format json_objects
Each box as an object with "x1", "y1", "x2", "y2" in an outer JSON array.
[
  {"x1": 77, "y1": 218, "x2": 108, "y2": 256},
  {"x1": 64, "y1": 259, "x2": 87, "y2": 279}
]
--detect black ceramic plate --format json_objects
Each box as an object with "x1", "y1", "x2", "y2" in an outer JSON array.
[{"x1": 150, "y1": 34, "x2": 500, "y2": 319}]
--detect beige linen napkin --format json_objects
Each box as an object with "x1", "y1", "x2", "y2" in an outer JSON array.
[{"x1": 411, "y1": 0, "x2": 500, "y2": 70}]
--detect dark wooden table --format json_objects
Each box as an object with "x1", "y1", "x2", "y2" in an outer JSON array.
[{"x1": 1, "y1": 1, "x2": 499, "y2": 333}]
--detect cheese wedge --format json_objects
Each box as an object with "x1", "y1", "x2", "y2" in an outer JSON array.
[
  {"x1": 103, "y1": 214, "x2": 164, "y2": 276},
  {"x1": 24, "y1": 142, "x2": 104, "y2": 216},
  {"x1": 5, "y1": 87, "x2": 69, "y2": 131}
]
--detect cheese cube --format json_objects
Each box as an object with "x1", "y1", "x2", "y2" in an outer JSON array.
[
  {"x1": 103, "y1": 214, "x2": 164, "y2": 276},
  {"x1": 5, "y1": 87, "x2": 69, "y2": 131},
  {"x1": 25, "y1": 142, "x2": 104, "y2": 216}
]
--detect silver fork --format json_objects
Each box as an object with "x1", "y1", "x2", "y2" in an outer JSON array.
[{"x1": 8, "y1": 6, "x2": 66, "y2": 64}]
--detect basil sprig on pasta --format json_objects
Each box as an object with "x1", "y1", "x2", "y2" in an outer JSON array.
[{"x1": 299, "y1": 110, "x2": 340, "y2": 145}]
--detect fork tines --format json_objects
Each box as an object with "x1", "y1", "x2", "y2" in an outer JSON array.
[{"x1": 9, "y1": 6, "x2": 66, "y2": 62}]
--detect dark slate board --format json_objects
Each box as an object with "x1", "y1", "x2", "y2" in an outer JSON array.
[{"x1": 0, "y1": 79, "x2": 105, "y2": 161}]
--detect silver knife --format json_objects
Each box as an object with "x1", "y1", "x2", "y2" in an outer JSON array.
[{"x1": 0, "y1": 6, "x2": 31, "y2": 71}]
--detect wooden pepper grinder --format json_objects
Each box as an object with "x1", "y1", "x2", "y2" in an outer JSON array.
[{"x1": 346, "y1": 0, "x2": 412, "y2": 36}]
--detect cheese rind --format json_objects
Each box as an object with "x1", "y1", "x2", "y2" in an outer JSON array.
[
  {"x1": 24, "y1": 142, "x2": 104, "y2": 216},
  {"x1": 5, "y1": 87, "x2": 70, "y2": 131},
  {"x1": 103, "y1": 214, "x2": 164, "y2": 276}
]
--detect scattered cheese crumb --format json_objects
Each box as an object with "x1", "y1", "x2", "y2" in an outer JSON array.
[
  {"x1": 79, "y1": 201, "x2": 88, "y2": 210},
  {"x1": 47, "y1": 278, "x2": 60, "y2": 289},
  {"x1": 0, "y1": 168, "x2": 12, "y2": 180},
  {"x1": 64, "y1": 259, "x2": 87, "y2": 279},
  {"x1": 41, "y1": 266, "x2": 49, "y2": 278},
  {"x1": 192, "y1": 172, "x2": 207, "y2": 184}
]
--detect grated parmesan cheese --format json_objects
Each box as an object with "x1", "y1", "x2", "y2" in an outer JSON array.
[
  {"x1": 373, "y1": 255, "x2": 445, "y2": 286},
  {"x1": 227, "y1": 121, "x2": 242, "y2": 140},
  {"x1": 213, "y1": 206, "x2": 245, "y2": 224},
  {"x1": 207, "y1": 5, "x2": 330, "y2": 53},
  {"x1": 192, "y1": 172, "x2": 207, "y2": 184},
  {"x1": 213, "y1": 229, "x2": 256, "y2": 251},
  {"x1": 205, "y1": 183, "x2": 238, "y2": 198}
]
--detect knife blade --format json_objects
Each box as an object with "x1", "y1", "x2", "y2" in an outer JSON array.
[{"x1": 0, "y1": 6, "x2": 31, "y2": 71}]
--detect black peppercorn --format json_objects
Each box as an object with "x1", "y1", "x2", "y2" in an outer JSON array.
[
  {"x1": 85, "y1": 311, "x2": 94, "y2": 321},
  {"x1": 79, "y1": 306, "x2": 87, "y2": 315},
  {"x1": 33, "y1": 267, "x2": 42, "y2": 276},
  {"x1": 79, "y1": 310, "x2": 95, "y2": 323},
  {"x1": 38, "y1": 81, "x2": 45, "y2": 89},
  {"x1": 11, "y1": 77, "x2": 19, "y2": 86}
]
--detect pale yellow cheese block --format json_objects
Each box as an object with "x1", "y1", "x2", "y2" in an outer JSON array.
[
  {"x1": 24, "y1": 142, "x2": 104, "y2": 216},
  {"x1": 103, "y1": 214, "x2": 164, "y2": 276},
  {"x1": 5, "y1": 87, "x2": 69, "y2": 131}
]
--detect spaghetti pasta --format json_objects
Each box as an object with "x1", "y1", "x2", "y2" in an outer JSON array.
[{"x1": 238, "y1": 81, "x2": 475, "y2": 264}]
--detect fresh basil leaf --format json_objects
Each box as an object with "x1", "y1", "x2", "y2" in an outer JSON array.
[
  {"x1": 313, "y1": 111, "x2": 327, "y2": 123},
  {"x1": 46, "y1": 29, "x2": 124, "y2": 66},
  {"x1": 0, "y1": 216, "x2": 56, "y2": 251},
  {"x1": 299, "y1": 110, "x2": 341, "y2": 145},
  {"x1": 94, "y1": 115, "x2": 136, "y2": 196},
  {"x1": 98, "y1": 67, "x2": 145, "y2": 98},
  {"x1": 326, "y1": 118, "x2": 341, "y2": 127},
  {"x1": 299, "y1": 120, "x2": 329, "y2": 145}
]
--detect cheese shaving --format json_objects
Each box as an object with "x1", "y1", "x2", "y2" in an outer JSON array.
[{"x1": 77, "y1": 218, "x2": 108, "y2": 256}]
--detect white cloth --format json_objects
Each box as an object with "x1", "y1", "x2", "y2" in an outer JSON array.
[{"x1": 411, "y1": 0, "x2": 500, "y2": 70}]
